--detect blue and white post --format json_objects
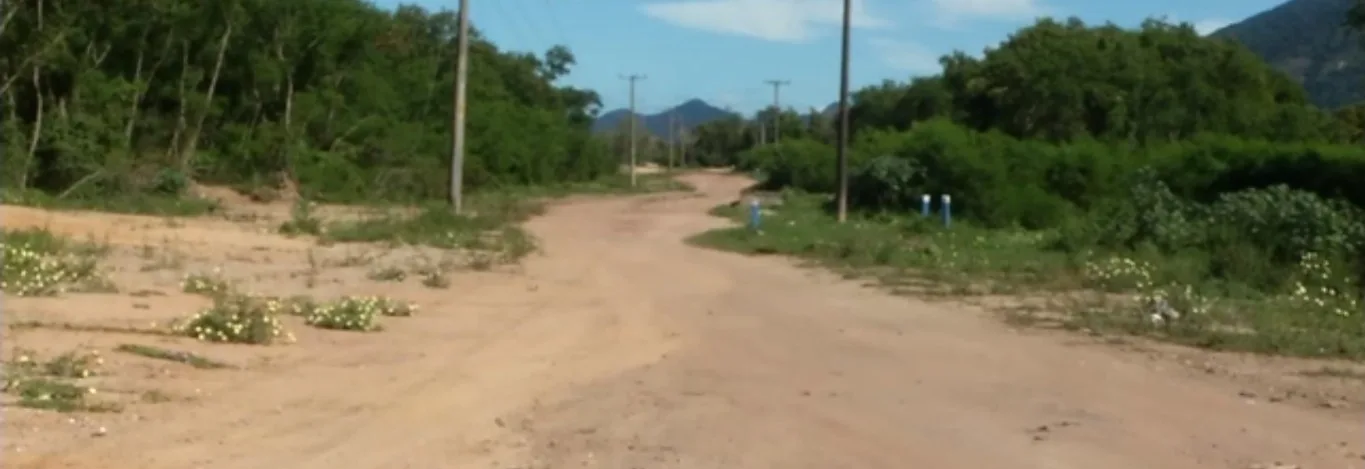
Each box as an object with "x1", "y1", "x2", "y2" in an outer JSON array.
[
  {"x1": 941, "y1": 194, "x2": 952, "y2": 228},
  {"x1": 748, "y1": 196, "x2": 762, "y2": 231},
  {"x1": 920, "y1": 194, "x2": 931, "y2": 217}
]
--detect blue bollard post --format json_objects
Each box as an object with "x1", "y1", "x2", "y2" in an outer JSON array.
[
  {"x1": 920, "y1": 194, "x2": 931, "y2": 217},
  {"x1": 941, "y1": 194, "x2": 952, "y2": 228},
  {"x1": 748, "y1": 197, "x2": 762, "y2": 231}
]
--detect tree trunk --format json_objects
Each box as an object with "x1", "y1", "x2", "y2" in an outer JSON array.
[
  {"x1": 166, "y1": 40, "x2": 190, "y2": 160},
  {"x1": 25, "y1": 66, "x2": 44, "y2": 190},
  {"x1": 124, "y1": 35, "x2": 148, "y2": 145},
  {"x1": 7, "y1": 89, "x2": 30, "y2": 189},
  {"x1": 180, "y1": 22, "x2": 233, "y2": 172}
]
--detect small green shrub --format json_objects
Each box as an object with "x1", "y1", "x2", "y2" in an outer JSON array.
[
  {"x1": 304, "y1": 296, "x2": 416, "y2": 331},
  {"x1": 175, "y1": 294, "x2": 294, "y2": 344},
  {"x1": 278, "y1": 199, "x2": 323, "y2": 236},
  {"x1": 181, "y1": 269, "x2": 233, "y2": 297},
  {"x1": 1, "y1": 229, "x2": 106, "y2": 296}
]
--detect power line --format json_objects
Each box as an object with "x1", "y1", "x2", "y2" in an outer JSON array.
[
  {"x1": 835, "y1": 0, "x2": 852, "y2": 223},
  {"x1": 621, "y1": 73, "x2": 646, "y2": 187},
  {"x1": 764, "y1": 79, "x2": 790, "y2": 144}
]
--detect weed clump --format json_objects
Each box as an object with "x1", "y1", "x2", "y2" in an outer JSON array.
[
  {"x1": 181, "y1": 269, "x2": 233, "y2": 297},
  {"x1": 1, "y1": 229, "x2": 107, "y2": 296},
  {"x1": 175, "y1": 294, "x2": 295, "y2": 344},
  {"x1": 278, "y1": 199, "x2": 323, "y2": 236},
  {"x1": 304, "y1": 296, "x2": 416, "y2": 332},
  {"x1": 3, "y1": 348, "x2": 115, "y2": 412}
]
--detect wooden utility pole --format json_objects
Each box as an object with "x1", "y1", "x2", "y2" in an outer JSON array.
[
  {"x1": 450, "y1": 0, "x2": 470, "y2": 213},
  {"x1": 834, "y1": 0, "x2": 852, "y2": 222},
  {"x1": 765, "y1": 79, "x2": 789, "y2": 144},
  {"x1": 667, "y1": 110, "x2": 677, "y2": 170},
  {"x1": 620, "y1": 74, "x2": 645, "y2": 186}
]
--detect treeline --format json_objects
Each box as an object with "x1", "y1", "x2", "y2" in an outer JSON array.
[
  {"x1": 706, "y1": 18, "x2": 1365, "y2": 221},
  {"x1": 697, "y1": 18, "x2": 1365, "y2": 295},
  {"x1": 1, "y1": 0, "x2": 615, "y2": 203}
]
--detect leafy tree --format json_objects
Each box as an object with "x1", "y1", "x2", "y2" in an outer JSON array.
[
  {"x1": 1347, "y1": 0, "x2": 1364, "y2": 31},
  {"x1": 0, "y1": 0, "x2": 615, "y2": 203}
]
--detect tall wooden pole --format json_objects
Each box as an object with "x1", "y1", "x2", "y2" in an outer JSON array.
[
  {"x1": 450, "y1": 0, "x2": 470, "y2": 213},
  {"x1": 834, "y1": 0, "x2": 851, "y2": 222}
]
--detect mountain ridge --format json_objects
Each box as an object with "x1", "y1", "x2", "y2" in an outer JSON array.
[
  {"x1": 1212, "y1": 0, "x2": 1364, "y2": 108},
  {"x1": 592, "y1": 99, "x2": 740, "y2": 138}
]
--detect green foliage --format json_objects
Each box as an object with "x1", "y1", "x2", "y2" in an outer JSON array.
[
  {"x1": 2, "y1": 0, "x2": 613, "y2": 205},
  {"x1": 1, "y1": 229, "x2": 107, "y2": 296},
  {"x1": 324, "y1": 205, "x2": 533, "y2": 261},
  {"x1": 694, "y1": 191, "x2": 1365, "y2": 359},
  {"x1": 740, "y1": 139, "x2": 849, "y2": 192},
  {"x1": 699, "y1": 14, "x2": 1365, "y2": 359},
  {"x1": 304, "y1": 296, "x2": 416, "y2": 332},
  {"x1": 278, "y1": 199, "x2": 323, "y2": 236},
  {"x1": 175, "y1": 294, "x2": 295, "y2": 344}
]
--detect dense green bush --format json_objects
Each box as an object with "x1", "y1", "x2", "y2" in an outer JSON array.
[
  {"x1": 2, "y1": 0, "x2": 615, "y2": 204},
  {"x1": 749, "y1": 120, "x2": 1365, "y2": 229},
  {"x1": 739, "y1": 139, "x2": 851, "y2": 193}
]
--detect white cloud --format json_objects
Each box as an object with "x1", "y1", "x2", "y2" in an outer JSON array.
[
  {"x1": 868, "y1": 38, "x2": 941, "y2": 74},
  {"x1": 927, "y1": 0, "x2": 1046, "y2": 29},
  {"x1": 639, "y1": 0, "x2": 889, "y2": 43},
  {"x1": 1192, "y1": 19, "x2": 1231, "y2": 36}
]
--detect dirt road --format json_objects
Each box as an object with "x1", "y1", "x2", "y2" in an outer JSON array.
[{"x1": 6, "y1": 172, "x2": 1361, "y2": 468}]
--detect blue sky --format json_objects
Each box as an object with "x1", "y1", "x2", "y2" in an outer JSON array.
[{"x1": 380, "y1": 0, "x2": 1288, "y2": 115}]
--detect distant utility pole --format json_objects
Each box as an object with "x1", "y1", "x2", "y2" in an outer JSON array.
[
  {"x1": 668, "y1": 110, "x2": 676, "y2": 170},
  {"x1": 449, "y1": 0, "x2": 470, "y2": 213},
  {"x1": 834, "y1": 0, "x2": 852, "y2": 223},
  {"x1": 680, "y1": 133, "x2": 689, "y2": 167},
  {"x1": 621, "y1": 74, "x2": 646, "y2": 186},
  {"x1": 765, "y1": 79, "x2": 790, "y2": 144}
]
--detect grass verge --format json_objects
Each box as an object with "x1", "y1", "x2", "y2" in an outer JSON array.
[
  {"x1": 2, "y1": 188, "x2": 218, "y2": 216},
  {"x1": 1, "y1": 228, "x2": 114, "y2": 296},
  {"x1": 318, "y1": 173, "x2": 692, "y2": 263},
  {"x1": 3, "y1": 348, "x2": 119, "y2": 412},
  {"x1": 688, "y1": 191, "x2": 1365, "y2": 360}
]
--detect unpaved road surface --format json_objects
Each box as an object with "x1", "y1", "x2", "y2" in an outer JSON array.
[{"x1": 5, "y1": 172, "x2": 1362, "y2": 469}]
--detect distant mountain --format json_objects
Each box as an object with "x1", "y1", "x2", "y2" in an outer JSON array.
[
  {"x1": 1212, "y1": 0, "x2": 1365, "y2": 108},
  {"x1": 593, "y1": 99, "x2": 739, "y2": 138}
]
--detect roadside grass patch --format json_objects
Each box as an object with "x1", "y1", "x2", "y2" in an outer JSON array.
[
  {"x1": 321, "y1": 174, "x2": 690, "y2": 264},
  {"x1": 1, "y1": 228, "x2": 112, "y2": 296},
  {"x1": 181, "y1": 269, "x2": 233, "y2": 297},
  {"x1": 1, "y1": 188, "x2": 218, "y2": 217},
  {"x1": 690, "y1": 190, "x2": 1365, "y2": 360},
  {"x1": 174, "y1": 294, "x2": 295, "y2": 344},
  {"x1": 3, "y1": 348, "x2": 117, "y2": 412},
  {"x1": 114, "y1": 344, "x2": 232, "y2": 369},
  {"x1": 688, "y1": 193, "x2": 1075, "y2": 292},
  {"x1": 278, "y1": 199, "x2": 323, "y2": 236},
  {"x1": 172, "y1": 291, "x2": 416, "y2": 340},
  {"x1": 324, "y1": 205, "x2": 535, "y2": 264},
  {"x1": 302, "y1": 296, "x2": 416, "y2": 332}
]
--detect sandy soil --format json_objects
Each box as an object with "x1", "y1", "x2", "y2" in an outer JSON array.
[{"x1": 2, "y1": 172, "x2": 1362, "y2": 469}]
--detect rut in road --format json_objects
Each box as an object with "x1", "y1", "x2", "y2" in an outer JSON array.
[{"x1": 13, "y1": 172, "x2": 1361, "y2": 469}]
